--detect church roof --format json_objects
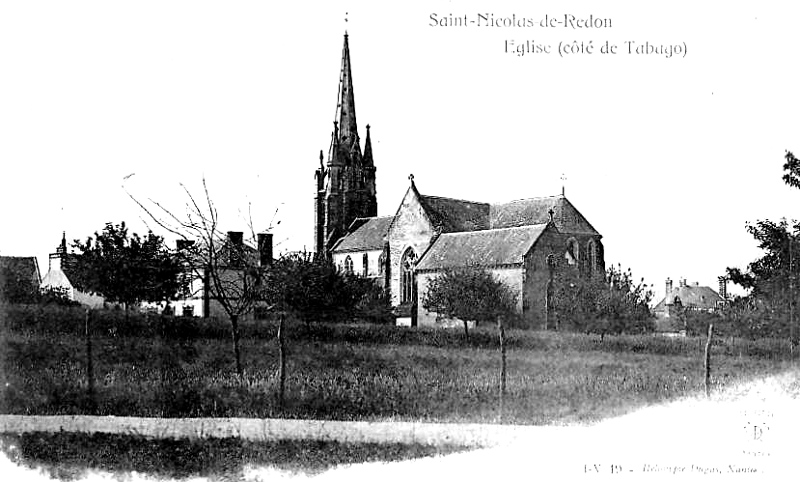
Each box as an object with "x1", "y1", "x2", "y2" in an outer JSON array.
[
  {"x1": 490, "y1": 195, "x2": 600, "y2": 236},
  {"x1": 653, "y1": 284, "x2": 724, "y2": 311},
  {"x1": 416, "y1": 224, "x2": 550, "y2": 271},
  {"x1": 418, "y1": 195, "x2": 490, "y2": 233},
  {"x1": 332, "y1": 216, "x2": 392, "y2": 253}
]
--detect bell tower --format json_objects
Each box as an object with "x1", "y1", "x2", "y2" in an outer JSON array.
[{"x1": 315, "y1": 33, "x2": 377, "y2": 256}]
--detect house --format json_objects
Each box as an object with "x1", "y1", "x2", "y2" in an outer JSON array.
[
  {"x1": 315, "y1": 33, "x2": 605, "y2": 328},
  {"x1": 174, "y1": 231, "x2": 273, "y2": 319},
  {"x1": 0, "y1": 255, "x2": 41, "y2": 303},
  {"x1": 653, "y1": 277, "x2": 726, "y2": 319},
  {"x1": 39, "y1": 233, "x2": 103, "y2": 307}
]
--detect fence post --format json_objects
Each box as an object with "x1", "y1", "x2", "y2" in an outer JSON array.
[
  {"x1": 278, "y1": 312, "x2": 286, "y2": 411},
  {"x1": 498, "y1": 316, "x2": 507, "y2": 422},
  {"x1": 704, "y1": 323, "x2": 714, "y2": 398},
  {"x1": 85, "y1": 309, "x2": 96, "y2": 414}
]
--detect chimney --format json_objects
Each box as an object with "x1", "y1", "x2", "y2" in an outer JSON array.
[
  {"x1": 257, "y1": 233, "x2": 273, "y2": 267},
  {"x1": 693, "y1": 281, "x2": 699, "y2": 287},
  {"x1": 227, "y1": 231, "x2": 244, "y2": 266},
  {"x1": 679, "y1": 278, "x2": 687, "y2": 288},
  {"x1": 49, "y1": 253, "x2": 62, "y2": 271},
  {"x1": 665, "y1": 277, "x2": 673, "y2": 296}
]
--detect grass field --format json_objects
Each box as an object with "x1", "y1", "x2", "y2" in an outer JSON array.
[
  {"x1": 0, "y1": 432, "x2": 468, "y2": 479},
  {"x1": 1, "y1": 309, "x2": 793, "y2": 424}
]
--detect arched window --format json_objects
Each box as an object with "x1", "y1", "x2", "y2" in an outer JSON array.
[
  {"x1": 362, "y1": 253, "x2": 369, "y2": 276},
  {"x1": 587, "y1": 239, "x2": 597, "y2": 275},
  {"x1": 344, "y1": 255, "x2": 353, "y2": 275},
  {"x1": 401, "y1": 248, "x2": 416, "y2": 304},
  {"x1": 378, "y1": 252, "x2": 386, "y2": 275},
  {"x1": 565, "y1": 238, "x2": 579, "y2": 266}
]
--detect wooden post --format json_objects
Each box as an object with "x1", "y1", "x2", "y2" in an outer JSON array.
[
  {"x1": 498, "y1": 316, "x2": 507, "y2": 422},
  {"x1": 704, "y1": 323, "x2": 714, "y2": 398},
  {"x1": 85, "y1": 309, "x2": 95, "y2": 414},
  {"x1": 278, "y1": 312, "x2": 286, "y2": 411}
]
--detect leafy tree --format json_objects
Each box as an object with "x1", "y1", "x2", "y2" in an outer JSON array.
[
  {"x1": 421, "y1": 265, "x2": 517, "y2": 418},
  {"x1": 262, "y1": 252, "x2": 380, "y2": 325},
  {"x1": 782, "y1": 150, "x2": 800, "y2": 189},
  {"x1": 724, "y1": 151, "x2": 800, "y2": 342},
  {"x1": 552, "y1": 264, "x2": 654, "y2": 339},
  {"x1": 422, "y1": 265, "x2": 518, "y2": 340},
  {"x1": 71, "y1": 222, "x2": 182, "y2": 311}
]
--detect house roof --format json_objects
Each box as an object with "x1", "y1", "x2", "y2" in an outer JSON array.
[
  {"x1": 0, "y1": 256, "x2": 41, "y2": 283},
  {"x1": 332, "y1": 216, "x2": 393, "y2": 253},
  {"x1": 654, "y1": 284, "x2": 724, "y2": 311},
  {"x1": 418, "y1": 195, "x2": 490, "y2": 233},
  {"x1": 490, "y1": 195, "x2": 600, "y2": 235},
  {"x1": 41, "y1": 262, "x2": 73, "y2": 291},
  {"x1": 416, "y1": 224, "x2": 550, "y2": 271},
  {"x1": 0, "y1": 256, "x2": 41, "y2": 300}
]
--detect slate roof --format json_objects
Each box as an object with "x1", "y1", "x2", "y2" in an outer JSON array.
[
  {"x1": 416, "y1": 224, "x2": 549, "y2": 271},
  {"x1": 653, "y1": 284, "x2": 724, "y2": 311},
  {"x1": 0, "y1": 256, "x2": 42, "y2": 300},
  {"x1": 0, "y1": 255, "x2": 40, "y2": 280},
  {"x1": 332, "y1": 216, "x2": 393, "y2": 253},
  {"x1": 490, "y1": 196, "x2": 600, "y2": 235},
  {"x1": 418, "y1": 195, "x2": 490, "y2": 233}
]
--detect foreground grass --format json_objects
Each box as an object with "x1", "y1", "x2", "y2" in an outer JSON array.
[
  {"x1": 0, "y1": 320, "x2": 794, "y2": 424},
  {"x1": 0, "y1": 432, "x2": 468, "y2": 479}
]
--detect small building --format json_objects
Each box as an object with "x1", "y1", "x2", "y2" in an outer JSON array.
[
  {"x1": 39, "y1": 233, "x2": 104, "y2": 307},
  {"x1": 653, "y1": 277, "x2": 726, "y2": 319},
  {"x1": 174, "y1": 231, "x2": 273, "y2": 319}
]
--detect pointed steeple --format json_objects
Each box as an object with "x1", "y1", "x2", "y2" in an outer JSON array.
[
  {"x1": 337, "y1": 33, "x2": 359, "y2": 150},
  {"x1": 317, "y1": 32, "x2": 377, "y2": 256},
  {"x1": 363, "y1": 124, "x2": 373, "y2": 166}
]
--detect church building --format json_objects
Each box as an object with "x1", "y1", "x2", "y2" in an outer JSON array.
[{"x1": 315, "y1": 34, "x2": 605, "y2": 328}]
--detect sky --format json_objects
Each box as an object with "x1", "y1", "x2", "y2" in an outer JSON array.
[{"x1": 1, "y1": 1, "x2": 799, "y2": 303}]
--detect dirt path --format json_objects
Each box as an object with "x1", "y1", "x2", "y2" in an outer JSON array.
[
  {"x1": 1, "y1": 370, "x2": 798, "y2": 481},
  {"x1": 0, "y1": 414, "x2": 544, "y2": 447}
]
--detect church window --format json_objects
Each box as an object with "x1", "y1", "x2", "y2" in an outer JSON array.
[
  {"x1": 587, "y1": 239, "x2": 597, "y2": 275},
  {"x1": 344, "y1": 255, "x2": 353, "y2": 275},
  {"x1": 401, "y1": 248, "x2": 416, "y2": 304},
  {"x1": 565, "y1": 238, "x2": 579, "y2": 267},
  {"x1": 363, "y1": 253, "x2": 369, "y2": 276}
]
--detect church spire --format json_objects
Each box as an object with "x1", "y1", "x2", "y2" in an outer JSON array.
[
  {"x1": 337, "y1": 32, "x2": 359, "y2": 150},
  {"x1": 363, "y1": 124, "x2": 373, "y2": 166}
]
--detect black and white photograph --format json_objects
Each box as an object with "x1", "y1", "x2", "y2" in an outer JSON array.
[{"x1": 1, "y1": 1, "x2": 798, "y2": 480}]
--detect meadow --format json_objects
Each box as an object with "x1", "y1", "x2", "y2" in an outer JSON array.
[{"x1": 0, "y1": 304, "x2": 794, "y2": 425}]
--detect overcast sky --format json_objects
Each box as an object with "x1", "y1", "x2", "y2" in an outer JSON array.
[{"x1": 2, "y1": 1, "x2": 798, "y2": 303}]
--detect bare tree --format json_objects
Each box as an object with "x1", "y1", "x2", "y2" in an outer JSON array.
[{"x1": 129, "y1": 178, "x2": 274, "y2": 377}]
